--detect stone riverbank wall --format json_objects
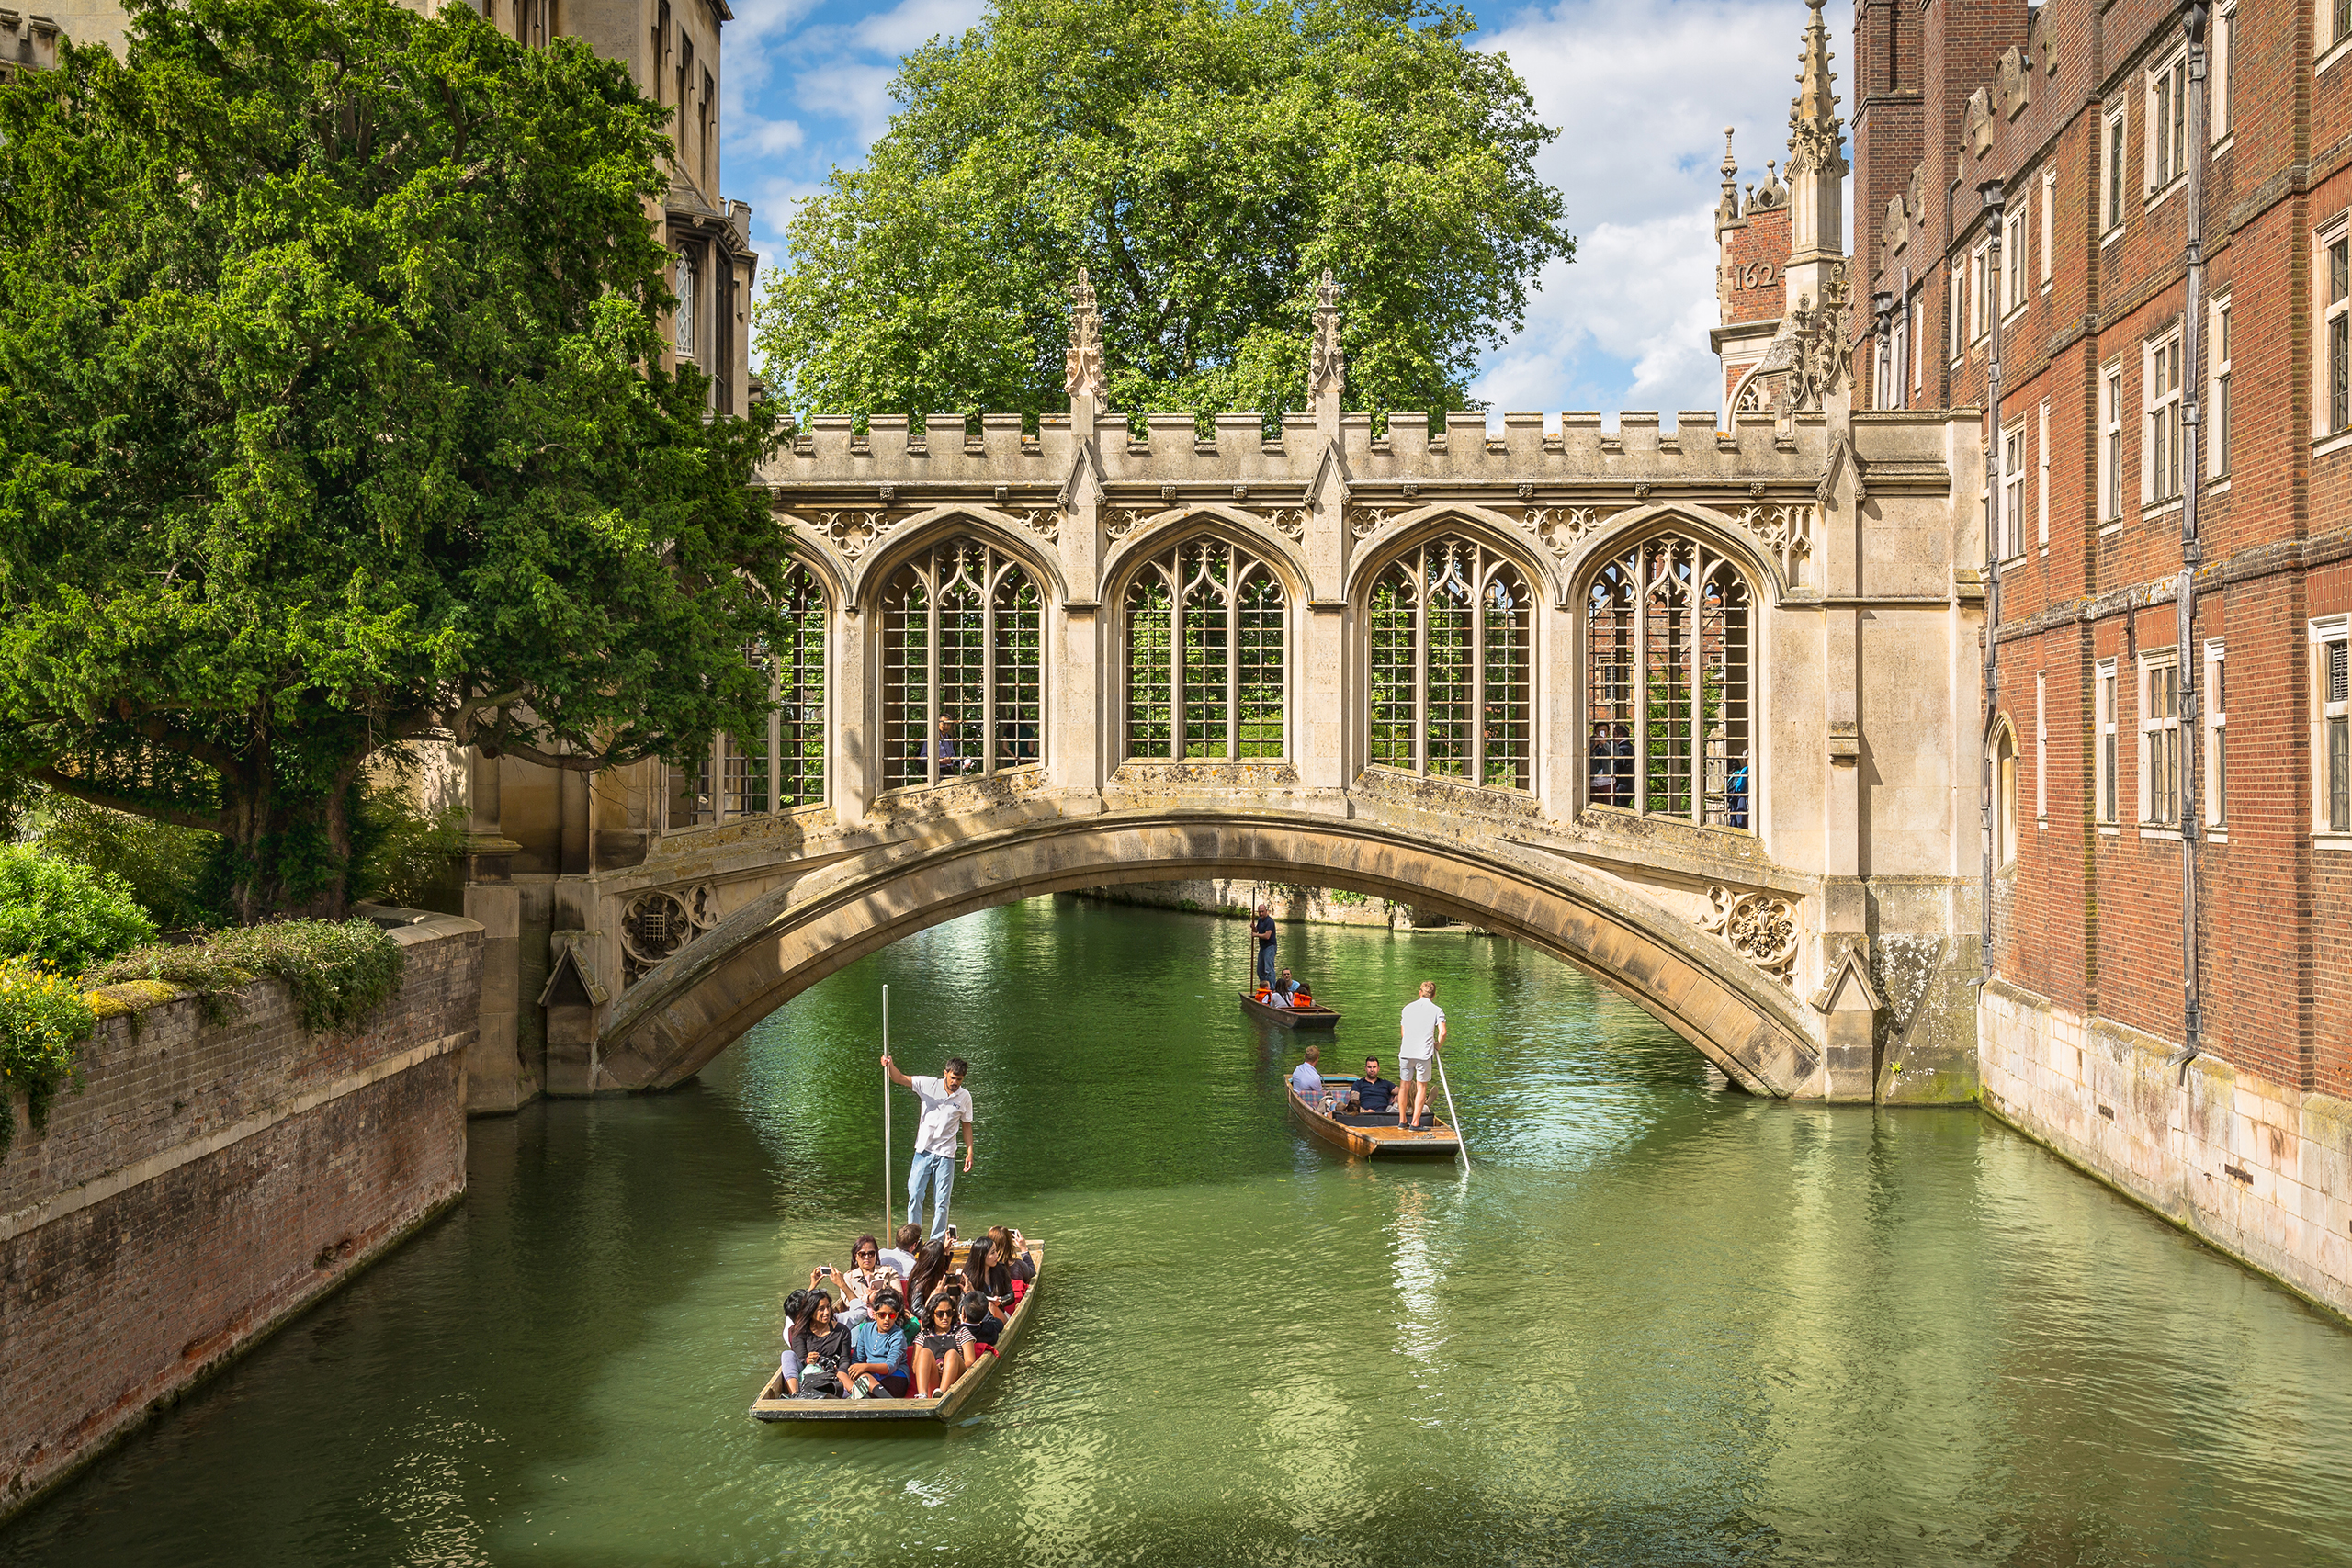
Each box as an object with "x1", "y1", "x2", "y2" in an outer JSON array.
[
  {"x1": 0, "y1": 910, "x2": 481, "y2": 1521},
  {"x1": 1981, "y1": 982, "x2": 2352, "y2": 1324},
  {"x1": 1070, "y1": 880, "x2": 1476, "y2": 932}
]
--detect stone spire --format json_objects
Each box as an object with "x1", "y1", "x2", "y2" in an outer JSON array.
[
  {"x1": 1782, "y1": 0, "x2": 1847, "y2": 315},
  {"x1": 1714, "y1": 127, "x2": 1743, "y2": 235},
  {"x1": 1309, "y1": 268, "x2": 1345, "y2": 400},
  {"x1": 1064, "y1": 266, "x2": 1106, "y2": 407}
]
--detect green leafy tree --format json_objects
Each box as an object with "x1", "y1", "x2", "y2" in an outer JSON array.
[
  {"x1": 0, "y1": 0, "x2": 788, "y2": 921},
  {"x1": 757, "y1": 0, "x2": 1572, "y2": 422}
]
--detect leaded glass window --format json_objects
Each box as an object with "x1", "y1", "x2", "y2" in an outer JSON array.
[
  {"x1": 1585, "y1": 536, "x2": 1753, "y2": 829},
  {"x1": 883, "y1": 538, "x2": 1044, "y2": 790},
  {"x1": 669, "y1": 562, "x2": 828, "y2": 828},
  {"x1": 1364, "y1": 538, "x2": 1532, "y2": 791},
  {"x1": 1124, "y1": 539, "x2": 1286, "y2": 760}
]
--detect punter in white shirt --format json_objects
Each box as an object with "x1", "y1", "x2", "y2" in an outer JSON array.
[
  {"x1": 883, "y1": 1053, "x2": 975, "y2": 1240},
  {"x1": 1397, "y1": 980, "x2": 1447, "y2": 1130}
]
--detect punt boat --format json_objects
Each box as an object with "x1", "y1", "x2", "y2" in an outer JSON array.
[
  {"x1": 1288, "y1": 1079, "x2": 1460, "y2": 1157},
  {"x1": 1238, "y1": 989, "x2": 1341, "y2": 1030},
  {"x1": 750, "y1": 1235, "x2": 1044, "y2": 1423}
]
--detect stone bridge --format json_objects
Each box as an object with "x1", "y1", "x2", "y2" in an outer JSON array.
[{"x1": 457, "y1": 283, "x2": 1985, "y2": 1108}]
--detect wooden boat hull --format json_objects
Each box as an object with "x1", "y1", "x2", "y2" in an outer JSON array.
[
  {"x1": 751, "y1": 1240, "x2": 1044, "y2": 1423},
  {"x1": 1238, "y1": 990, "x2": 1341, "y2": 1030},
  {"x1": 1288, "y1": 1082, "x2": 1459, "y2": 1157}
]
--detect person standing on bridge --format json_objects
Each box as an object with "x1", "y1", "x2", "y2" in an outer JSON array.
[
  {"x1": 884, "y1": 1052, "x2": 974, "y2": 1240},
  {"x1": 1397, "y1": 981, "x2": 1447, "y2": 1130},
  {"x1": 1251, "y1": 903, "x2": 1278, "y2": 989}
]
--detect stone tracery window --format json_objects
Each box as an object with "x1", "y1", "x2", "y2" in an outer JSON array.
[
  {"x1": 882, "y1": 536, "x2": 1044, "y2": 790},
  {"x1": 1125, "y1": 539, "x2": 1285, "y2": 760},
  {"x1": 1586, "y1": 535, "x2": 1753, "y2": 829},
  {"x1": 1365, "y1": 537, "x2": 1532, "y2": 790},
  {"x1": 668, "y1": 562, "x2": 828, "y2": 829}
]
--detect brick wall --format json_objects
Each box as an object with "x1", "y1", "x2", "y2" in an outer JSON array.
[
  {"x1": 0, "y1": 911, "x2": 480, "y2": 1520},
  {"x1": 1862, "y1": 0, "x2": 2352, "y2": 1317}
]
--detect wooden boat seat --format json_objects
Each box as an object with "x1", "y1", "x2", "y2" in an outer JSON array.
[{"x1": 1329, "y1": 1111, "x2": 1435, "y2": 1128}]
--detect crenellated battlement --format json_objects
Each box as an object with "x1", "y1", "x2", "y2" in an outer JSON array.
[{"x1": 760, "y1": 408, "x2": 1830, "y2": 490}]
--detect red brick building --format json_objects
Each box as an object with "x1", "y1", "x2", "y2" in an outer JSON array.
[
  {"x1": 1839, "y1": 0, "x2": 2346, "y2": 1299},
  {"x1": 1715, "y1": 0, "x2": 2351, "y2": 1307}
]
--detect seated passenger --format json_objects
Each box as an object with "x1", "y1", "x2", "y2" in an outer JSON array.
[
  {"x1": 786, "y1": 1290, "x2": 854, "y2": 1397},
  {"x1": 911, "y1": 1292, "x2": 968, "y2": 1397},
  {"x1": 1351, "y1": 1057, "x2": 1396, "y2": 1116},
  {"x1": 1269, "y1": 968, "x2": 1300, "y2": 1001},
  {"x1": 1289, "y1": 1043, "x2": 1323, "y2": 1099},
  {"x1": 878, "y1": 1223, "x2": 924, "y2": 1284},
  {"x1": 846, "y1": 1290, "x2": 913, "y2": 1397},
  {"x1": 839, "y1": 1236, "x2": 898, "y2": 1324},
  {"x1": 961, "y1": 1289, "x2": 1003, "y2": 1357},
  {"x1": 904, "y1": 1235, "x2": 958, "y2": 1314},
  {"x1": 964, "y1": 1225, "x2": 1021, "y2": 1315}
]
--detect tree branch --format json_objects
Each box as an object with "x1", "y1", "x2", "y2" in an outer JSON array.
[{"x1": 33, "y1": 767, "x2": 230, "y2": 835}]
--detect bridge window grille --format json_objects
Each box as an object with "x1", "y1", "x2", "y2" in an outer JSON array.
[
  {"x1": 1124, "y1": 539, "x2": 1286, "y2": 761},
  {"x1": 1365, "y1": 539, "x2": 1532, "y2": 791},
  {"x1": 1585, "y1": 536, "x2": 1752, "y2": 829},
  {"x1": 882, "y1": 538, "x2": 1044, "y2": 790},
  {"x1": 667, "y1": 563, "x2": 828, "y2": 829}
]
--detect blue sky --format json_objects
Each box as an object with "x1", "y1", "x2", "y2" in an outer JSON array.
[{"x1": 720, "y1": 0, "x2": 1855, "y2": 419}]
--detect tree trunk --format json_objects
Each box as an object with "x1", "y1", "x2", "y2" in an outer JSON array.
[{"x1": 220, "y1": 761, "x2": 359, "y2": 924}]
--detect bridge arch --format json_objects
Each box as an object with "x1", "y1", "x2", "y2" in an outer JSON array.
[
  {"x1": 1101, "y1": 503, "x2": 1311, "y2": 600},
  {"x1": 844, "y1": 505, "x2": 1071, "y2": 611},
  {"x1": 1561, "y1": 501, "x2": 1792, "y2": 603},
  {"x1": 1344, "y1": 502, "x2": 1560, "y2": 608},
  {"x1": 594, "y1": 809, "x2": 1825, "y2": 1100}
]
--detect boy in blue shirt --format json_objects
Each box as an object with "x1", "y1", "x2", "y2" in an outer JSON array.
[{"x1": 846, "y1": 1290, "x2": 913, "y2": 1397}]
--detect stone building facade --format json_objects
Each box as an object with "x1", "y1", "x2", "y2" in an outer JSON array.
[{"x1": 1843, "y1": 0, "x2": 2352, "y2": 1317}]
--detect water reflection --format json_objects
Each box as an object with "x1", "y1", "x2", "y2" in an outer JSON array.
[{"x1": 5, "y1": 898, "x2": 2351, "y2": 1568}]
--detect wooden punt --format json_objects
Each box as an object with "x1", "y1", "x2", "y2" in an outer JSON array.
[
  {"x1": 750, "y1": 1238, "x2": 1045, "y2": 1423},
  {"x1": 1238, "y1": 989, "x2": 1341, "y2": 1030},
  {"x1": 1288, "y1": 1079, "x2": 1460, "y2": 1157}
]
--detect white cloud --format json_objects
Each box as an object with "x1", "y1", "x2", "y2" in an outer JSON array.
[
  {"x1": 729, "y1": 112, "x2": 808, "y2": 156},
  {"x1": 852, "y1": 0, "x2": 986, "y2": 53},
  {"x1": 1472, "y1": 0, "x2": 1855, "y2": 420}
]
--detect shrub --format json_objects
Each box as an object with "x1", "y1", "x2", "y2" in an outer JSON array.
[
  {"x1": 92, "y1": 919, "x2": 404, "y2": 1033},
  {"x1": 26, "y1": 793, "x2": 234, "y2": 932},
  {"x1": 0, "y1": 844, "x2": 157, "y2": 972},
  {"x1": 0, "y1": 958, "x2": 97, "y2": 1158}
]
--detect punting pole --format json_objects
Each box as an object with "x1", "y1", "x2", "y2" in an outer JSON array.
[
  {"x1": 1433, "y1": 1053, "x2": 1469, "y2": 1171},
  {"x1": 882, "y1": 984, "x2": 893, "y2": 1234}
]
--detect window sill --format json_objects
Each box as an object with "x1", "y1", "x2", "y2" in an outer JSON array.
[
  {"x1": 2098, "y1": 520, "x2": 2124, "y2": 537},
  {"x1": 2316, "y1": 830, "x2": 2352, "y2": 852},
  {"x1": 2207, "y1": 476, "x2": 2232, "y2": 494},
  {"x1": 2003, "y1": 304, "x2": 2031, "y2": 329},
  {"x1": 2142, "y1": 498, "x2": 2184, "y2": 522},
  {"x1": 2207, "y1": 829, "x2": 2229, "y2": 844},
  {"x1": 1581, "y1": 801, "x2": 1755, "y2": 837},
  {"x1": 2314, "y1": 429, "x2": 2352, "y2": 459},
  {"x1": 2102, "y1": 223, "x2": 2126, "y2": 248},
  {"x1": 2211, "y1": 134, "x2": 2235, "y2": 159},
  {"x1": 2139, "y1": 825, "x2": 2184, "y2": 841},
  {"x1": 2098, "y1": 822, "x2": 2121, "y2": 836},
  {"x1": 2144, "y1": 176, "x2": 2186, "y2": 214},
  {"x1": 2321, "y1": 36, "x2": 2352, "y2": 75},
  {"x1": 2000, "y1": 550, "x2": 2030, "y2": 568}
]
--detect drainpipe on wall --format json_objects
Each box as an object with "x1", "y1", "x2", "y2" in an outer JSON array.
[
  {"x1": 1978, "y1": 178, "x2": 2007, "y2": 986},
  {"x1": 2171, "y1": 0, "x2": 2211, "y2": 1071}
]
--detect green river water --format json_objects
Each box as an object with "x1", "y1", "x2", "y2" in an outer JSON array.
[{"x1": 6, "y1": 897, "x2": 2352, "y2": 1567}]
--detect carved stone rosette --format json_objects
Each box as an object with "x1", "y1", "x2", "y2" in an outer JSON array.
[
  {"x1": 1699, "y1": 885, "x2": 1801, "y2": 987},
  {"x1": 621, "y1": 884, "x2": 720, "y2": 987}
]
